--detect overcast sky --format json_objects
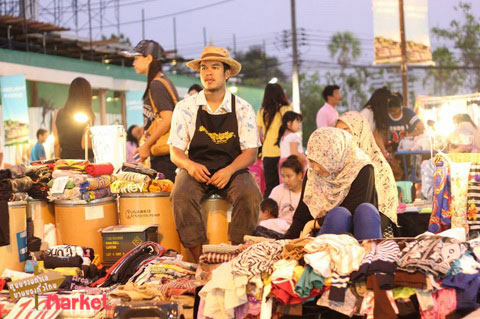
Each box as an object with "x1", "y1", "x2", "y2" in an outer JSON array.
[{"x1": 46, "y1": 0, "x2": 479, "y2": 71}]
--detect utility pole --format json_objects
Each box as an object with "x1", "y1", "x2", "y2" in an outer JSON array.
[
  {"x1": 88, "y1": 0, "x2": 93, "y2": 59},
  {"x1": 290, "y1": 0, "x2": 300, "y2": 113},
  {"x1": 233, "y1": 34, "x2": 237, "y2": 57},
  {"x1": 173, "y1": 17, "x2": 177, "y2": 59},
  {"x1": 263, "y1": 39, "x2": 268, "y2": 82},
  {"x1": 398, "y1": 0, "x2": 409, "y2": 106},
  {"x1": 99, "y1": 0, "x2": 103, "y2": 35},
  {"x1": 115, "y1": 0, "x2": 120, "y2": 36},
  {"x1": 203, "y1": 27, "x2": 207, "y2": 47},
  {"x1": 141, "y1": 8, "x2": 145, "y2": 39},
  {"x1": 21, "y1": 0, "x2": 29, "y2": 51},
  {"x1": 73, "y1": 0, "x2": 78, "y2": 35}
]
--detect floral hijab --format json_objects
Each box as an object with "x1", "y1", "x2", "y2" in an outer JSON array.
[
  {"x1": 338, "y1": 111, "x2": 398, "y2": 224},
  {"x1": 304, "y1": 127, "x2": 371, "y2": 219}
]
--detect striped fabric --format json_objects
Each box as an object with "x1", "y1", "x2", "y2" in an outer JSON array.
[
  {"x1": 202, "y1": 244, "x2": 241, "y2": 254},
  {"x1": 155, "y1": 278, "x2": 199, "y2": 296},
  {"x1": 199, "y1": 252, "x2": 237, "y2": 264},
  {"x1": 369, "y1": 239, "x2": 400, "y2": 274},
  {"x1": 116, "y1": 172, "x2": 151, "y2": 183},
  {"x1": 371, "y1": 240, "x2": 400, "y2": 264},
  {"x1": 467, "y1": 164, "x2": 480, "y2": 236}
]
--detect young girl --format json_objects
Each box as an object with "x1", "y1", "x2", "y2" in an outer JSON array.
[
  {"x1": 276, "y1": 111, "x2": 307, "y2": 177},
  {"x1": 269, "y1": 155, "x2": 304, "y2": 224}
]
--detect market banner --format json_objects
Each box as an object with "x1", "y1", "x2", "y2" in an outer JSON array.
[
  {"x1": 125, "y1": 91, "x2": 144, "y2": 128},
  {"x1": 0, "y1": 75, "x2": 30, "y2": 146},
  {"x1": 372, "y1": 0, "x2": 433, "y2": 65}
]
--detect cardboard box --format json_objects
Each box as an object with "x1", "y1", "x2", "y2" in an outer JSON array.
[{"x1": 100, "y1": 225, "x2": 158, "y2": 265}]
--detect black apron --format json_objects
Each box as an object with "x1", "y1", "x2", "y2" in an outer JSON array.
[{"x1": 189, "y1": 94, "x2": 244, "y2": 177}]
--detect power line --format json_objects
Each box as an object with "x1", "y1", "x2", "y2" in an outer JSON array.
[
  {"x1": 76, "y1": 0, "x2": 235, "y2": 30},
  {"x1": 38, "y1": 0, "x2": 160, "y2": 14}
]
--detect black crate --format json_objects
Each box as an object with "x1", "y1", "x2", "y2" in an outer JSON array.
[{"x1": 101, "y1": 225, "x2": 158, "y2": 264}]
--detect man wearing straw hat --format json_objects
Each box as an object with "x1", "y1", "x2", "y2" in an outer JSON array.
[{"x1": 169, "y1": 46, "x2": 262, "y2": 261}]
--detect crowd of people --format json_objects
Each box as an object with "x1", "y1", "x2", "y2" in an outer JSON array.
[
  {"x1": 120, "y1": 40, "x2": 415, "y2": 262},
  {"x1": 22, "y1": 39, "x2": 480, "y2": 264}
]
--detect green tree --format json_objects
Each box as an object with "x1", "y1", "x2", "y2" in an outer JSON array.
[
  {"x1": 423, "y1": 47, "x2": 465, "y2": 95},
  {"x1": 300, "y1": 73, "x2": 323, "y2": 146},
  {"x1": 431, "y1": 2, "x2": 480, "y2": 91},
  {"x1": 325, "y1": 31, "x2": 372, "y2": 109},
  {"x1": 101, "y1": 33, "x2": 132, "y2": 45},
  {"x1": 235, "y1": 45, "x2": 286, "y2": 87},
  {"x1": 328, "y1": 31, "x2": 361, "y2": 69}
]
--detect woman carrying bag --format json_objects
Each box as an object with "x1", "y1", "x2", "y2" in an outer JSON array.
[
  {"x1": 122, "y1": 40, "x2": 179, "y2": 181},
  {"x1": 257, "y1": 83, "x2": 292, "y2": 197}
]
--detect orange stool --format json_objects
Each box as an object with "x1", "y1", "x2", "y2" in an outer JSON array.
[
  {"x1": 180, "y1": 195, "x2": 232, "y2": 262},
  {"x1": 119, "y1": 193, "x2": 181, "y2": 253},
  {"x1": 202, "y1": 194, "x2": 232, "y2": 245},
  {"x1": 54, "y1": 197, "x2": 118, "y2": 262},
  {"x1": 0, "y1": 202, "x2": 27, "y2": 273}
]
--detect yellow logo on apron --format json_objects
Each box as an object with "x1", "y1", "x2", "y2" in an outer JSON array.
[{"x1": 199, "y1": 125, "x2": 235, "y2": 144}]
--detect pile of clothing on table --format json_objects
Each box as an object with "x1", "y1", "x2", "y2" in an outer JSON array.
[
  {"x1": 198, "y1": 229, "x2": 480, "y2": 319},
  {"x1": 29, "y1": 244, "x2": 106, "y2": 286},
  {"x1": 29, "y1": 159, "x2": 57, "y2": 200},
  {"x1": 0, "y1": 164, "x2": 35, "y2": 202},
  {"x1": 0, "y1": 241, "x2": 195, "y2": 319},
  {"x1": 102, "y1": 242, "x2": 200, "y2": 319},
  {"x1": 109, "y1": 162, "x2": 173, "y2": 194},
  {"x1": 47, "y1": 160, "x2": 116, "y2": 202}
]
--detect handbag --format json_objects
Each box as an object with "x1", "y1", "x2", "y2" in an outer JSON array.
[{"x1": 145, "y1": 77, "x2": 178, "y2": 156}]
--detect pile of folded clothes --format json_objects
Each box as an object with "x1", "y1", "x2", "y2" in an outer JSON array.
[
  {"x1": 110, "y1": 162, "x2": 173, "y2": 194},
  {"x1": 31, "y1": 244, "x2": 106, "y2": 284},
  {"x1": 0, "y1": 164, "x2": 34, "y2": 202},
  {"x1": 26, "y1": 161, "x2": 55, "y2": 200},
  {"x1": 47, "y1": 160, "x2": 115, "y2": 202}
]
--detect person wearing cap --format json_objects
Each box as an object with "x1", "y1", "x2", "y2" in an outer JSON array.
[
  {"x1": 122, "y1": 40, "x2": 179, "y2": 181},
  {"x1": 169, "y1": 46, "x2": 262, "y2": 261}
]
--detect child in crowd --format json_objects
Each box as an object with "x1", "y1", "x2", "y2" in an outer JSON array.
[
  {"x1": 276, "y1": 111, "x2": 307, "y2": 176},
  {"x1": 269, "y1": 155, "x2": 304, "y2": 224},
  {"x1": 126, "y1": 125, "x2": 143, "y2": 163},
  {"x1": 30, "y1": 129, "x2": 48, "y2": 162},
  {"x1": 257, "y1": 198, "x2": 290, "y2": 236}
]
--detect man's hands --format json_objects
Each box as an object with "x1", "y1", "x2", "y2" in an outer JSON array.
[
  {"x1": 207, "y1": 167, "x2": 234, "y2": 189},
  {"x1": 186, "y1": 161, "x2": 234, "y2": 189},
  {"x1": 186, "y1": 161, "x2": 211, "y2": 183}
]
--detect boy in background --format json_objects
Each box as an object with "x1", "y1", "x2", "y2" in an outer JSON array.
[
  {"x1": 256, "y1": 198, "x2": 290, "y2": 237},
  {"x1": 30, "y1": 129, "x2": 48, "y2": 162}
]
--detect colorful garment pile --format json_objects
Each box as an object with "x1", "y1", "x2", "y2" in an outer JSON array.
[
  {"x1": 199, "y1": 244, "x2": 247, "y2": 265},
  {"x1": 0, "y1": 164, "x2": 35, "y2": 201},
  {"x1": 110, "y1": 257, "x2": 200, "y2": 299},
  {"x1": 47, "y1": 160, "x2": 115, "y2": 202},
  {"x1": 198, "y1": 230, "x2": 480, "y2": 319},
  {"x1": 110, "y1": 163, "x2": 173, "y2": 194},
  {"x1": 26, "y1": 165, "x2": 52, "y2": 200},
  {"x1": 30, "y1": 244, "x2": 105, "y2": 285},
  {"x1": 122, "y1": 162, "x2": 161, "y2": 179},
  {"x1": 93, "y1": 241, "x2": 165, "y2": 287}
]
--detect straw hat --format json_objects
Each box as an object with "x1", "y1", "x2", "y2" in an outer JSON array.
[{"x1": 186, "y1": 46, "x2": 241, "y2": 76}]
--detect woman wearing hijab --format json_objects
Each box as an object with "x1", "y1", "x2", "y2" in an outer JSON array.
[
  {"x1": 336, "y1": 111, "x2": 398, "y2": 237},
  {"x1": 285, "y1": 127, "x2": 383, "y2": 240}
]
